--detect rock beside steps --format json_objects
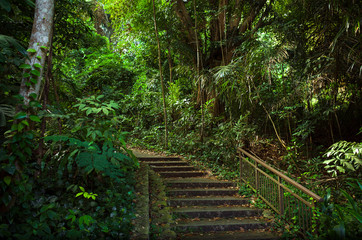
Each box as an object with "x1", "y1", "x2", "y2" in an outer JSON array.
[{"x1": 138, "y1": 156, "x2": 279, "y2": 240}]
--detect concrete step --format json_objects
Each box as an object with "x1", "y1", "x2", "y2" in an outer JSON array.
[
  {"x1": 145, "y1": 161, "x2": 189, "y2": 166},
  {"x1": 173, "y1": 206, "x2": 262, "y2": 218},
  {"x1": 174, "y1": 218, "x2": 271, "y2": 232},
  {"x1": 178, "y1": 231, "x2": 279, "y2": 240},
  {"x1": 168, "y1": 188, "x2": 238, "y2": 197},
  {"x1": 151, "y1": 166, "x2": 196, "y2": 172},
  {"x1": 159, "y1": 171, "x2": 206, "y2": 178},
  {"x1": 169, "y1": 196, "x2": 249, "y2": 207},
  {"x1": 166, "y1": 178, "x2": 236, "y2": 188},
  {"x1": 138, "y1": 157, "x2": 180, "y2": 162}
]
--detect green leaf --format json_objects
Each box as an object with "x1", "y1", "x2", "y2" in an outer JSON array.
[
  {"x1": 27, "y1": 48, "x2": 36, "y2": 53},
  {"x1": 336, "y1": 166, "x2": 345, "y2": 173},
  {"x1": 30, "y1": 78, "x2": 37, "y2": 84},
  {"x1": 102, "y1": 108, "x2": 109, "y2": 115},
  {"x1": 23, "y1": 72, "x2": 31, "y2": 78},
  {"x1": 3, "y1": 176, "x2": 11, "y2": 185},
  {"x1": 19, "y1": 64, "x2": 31, "y2": 69},
  {"x1": 86, "y1": 108, "x2": 92, "y2": 116},
  {"x1": 79, "y1": 186, "x2": 85, "y2": 192},
  {"x1": 33, "y1": 63, "x2": 42, "y2": 68},
  {"x1": 31, "y1": 69, "x2": 40, "y2": 76},
  {"x1": 36, "y1": 56, "x2": 42, "y2": 60},
  {"x1": 47, "y1": 210, "x2": 57, "y2": 220},
  {"x1": 14, "y1": 112, "x2": 27, "y2": 119},
  {"x1": 21, "y1": 120, "x2": 29, "y2": 126},
  {"x1": 29, "y1": 115, "x2": 41, "y2": 122},
  {"x1": 40, "y1": 46, "x2": 48, "y2": 50},
  {"x1": 343, "y1": 161, "x2": 355, "y2": 171},
  {"x1": 75, "y1": 192, "x2": 83, "y2": 197}
]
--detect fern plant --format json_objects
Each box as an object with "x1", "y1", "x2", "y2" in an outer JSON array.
[
  {"x1": 0, "y1": 104, "x2": 15, "y2": 127},
  {"x1": 323, "y1": 141, "x2": 362, "y2": 177}
]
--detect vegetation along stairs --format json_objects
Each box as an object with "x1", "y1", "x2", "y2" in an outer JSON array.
[{"x1": 138, "y1": 154, "x2": 279, "y2": 240}]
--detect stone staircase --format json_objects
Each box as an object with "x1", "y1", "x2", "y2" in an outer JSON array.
[{"x1": 138, "y1": 155, "x2": 279, "y2": 240}]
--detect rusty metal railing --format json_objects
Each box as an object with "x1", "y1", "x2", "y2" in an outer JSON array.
[{"x1": 238, "y1": 148, "x2": 322, "y2": 234}]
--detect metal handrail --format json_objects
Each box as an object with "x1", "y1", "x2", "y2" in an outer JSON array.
[
  {"x1": 238, "y1": 148, "x2": 322, "y2": 202},
  {"x1": 237, "y1": 147, "x2": 323, "y2": 234}
]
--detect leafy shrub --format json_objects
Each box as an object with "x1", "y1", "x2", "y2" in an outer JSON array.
[{"x1": 323, "y1": 141, "x2": 362, "y2": 177}]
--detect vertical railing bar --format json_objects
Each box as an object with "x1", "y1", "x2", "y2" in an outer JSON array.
[
  {"x1": 239, "y1": 151, "x2": 243, "y2": 182},
  {"x1": 278, "y1": 176, "x2": 284, "y2": 214},
  {"x1": 255, "y1": 160, "x2": 259, "y2": 193}
]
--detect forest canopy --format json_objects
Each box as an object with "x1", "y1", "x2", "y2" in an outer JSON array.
[{"x1": 0, "y1": 0, "x2": 361, "y2": 239}]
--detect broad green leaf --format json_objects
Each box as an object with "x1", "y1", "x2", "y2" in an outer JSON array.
[
  {"x1": 29, "y1": 115, "x2": 41, "y2": 122},
  {"x1": 47, "y1": 210, "x2": 57, "y2": 220},
  {"x1": 79, "y1": 186, "x2": 85, "y2": 192},
  {"x1": 31, "y1": 69, "x2": 40, "y2": 76},
  {"x1": 102, "y1": 108, "x2": 109, "y2": 115},
  {"x1": 23, "y1": 72, "x2": 31, "y2": 78},
  {"x1": 78, "y1": 104, "x2": 86, "y2": 110},
  {"x1": 343, "y1": 161, "x2": 355, "y2": 171},
  {"x1": 21, "y1": 120, "x2": 29, "y2": 126},
  {"x1": 75, "y1": 192, "x2": 83, "y2": 197},
  {"x1": 19, "y1": 64, "x2": 31, "y2": 69},
  {"x1": 3, "y1": 176, "x2": 11, "y2": 185},
  {"x1": 14, "y1": 112, "x2": 27, "y2": 119},
  {"x1": 336, "y1": 166, "x2": 345, "y2": 173},
  {"x1": 33, "y1": 63, "x2": 42, "y2": 68},
  {"x1": 27, "y1": 48, "x2": 36, "y2": 53}
]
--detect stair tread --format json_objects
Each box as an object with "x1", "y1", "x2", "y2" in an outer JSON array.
[
  {"x1": 160, "y1": 171, "x2": 205, "y2": 173},
  {"x1": 166, "y1": 178, "x2": 232, "y2": 183},
  {"x1": 174, "y1": 206, "x2": 260, "y2": 212},
  {"x1": 169, "y1": 188, "x2": 237, "y2": 191},
  {"x1": 170, "y1": 196, "x2": 247, "y2": 200},
  {"x1": 152, "y1": 166, "x2": 195, "y2": 169},
  {"x1": 178, "y1": 231, "x2": 279, "y2": 240},
  {"x1": 176, "y1": 218, "x2": 269, "y2": 227},
  {"x1": 146, "y1": 161, "x2": 189, "y2": 164},
  {"x1": 138, "y1": 157, "x2": 180, "y2": 161}
]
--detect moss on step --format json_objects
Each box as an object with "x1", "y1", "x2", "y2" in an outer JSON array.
[
  {"x1": 131, "y1": 163, "x2": 150, "y2": 240},
  {"x1": 149, "y1": 169, "x2": 177, "y2": 239}
]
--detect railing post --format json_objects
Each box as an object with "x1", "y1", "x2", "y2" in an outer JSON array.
[
  {"x1": 255, "y1": 160, "x2": 259, "y2": 191},
  {"x1": 239, "y1": 152, "x2": 242, "y2": 181},
  {"x1": 278, "y1": 176, "x2": 284, "y2": 215}
]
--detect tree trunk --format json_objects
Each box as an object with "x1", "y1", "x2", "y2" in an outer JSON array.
[
  {"x1": 19, "y1": 0, "x2": 55, "y2": 106},
  {"x1": 193, "y1": 0, "x2": 204, "y2": 142},
  {"x1": 152, "y1": 0, "x2": 168, "y2": 148},
  {"x1": 167, "y1": 46, "x2": 173, "y2": 83}
]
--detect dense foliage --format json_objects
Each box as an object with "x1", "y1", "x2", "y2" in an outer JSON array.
[{"x1": 0, "y1": 0, "x2": 361, "y2": 239}]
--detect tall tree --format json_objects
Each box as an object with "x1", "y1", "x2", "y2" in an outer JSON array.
[
  {"x1": 152, "y1": 0, "x2": 168, "y2": 147},
  {"x1": 19, "y1": 0, "x2": 55, "y2": 105},
  {"x1": 171, "y1": 0, "x2": 273, "y2": 115}
]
